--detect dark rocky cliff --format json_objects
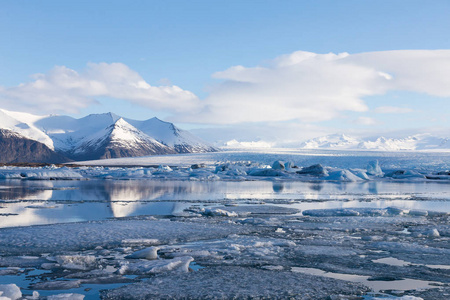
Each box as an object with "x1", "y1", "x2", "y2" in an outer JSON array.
[{"x1": 0, "y1": 129, "x2": 71, "y2": 163}]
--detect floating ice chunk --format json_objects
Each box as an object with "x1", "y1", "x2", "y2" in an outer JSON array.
[
  {"x1": 271, "y1": 161, "x2": 285, "y2": 170},
  {"x1": 119, "y1": 257, "x2": 194, "y2": 275},
  {"x1": 125, "y1": 246, "x2": 159, "y2": 260},
  {"x1": 367, "y1": 160, "x2": 384, "y2": 176},
  {"x1": 156, "y1": 165, "x2": 172, "y2": 172},
  {"x1": 408, "y1": 210, "x2": 428, "y2": 217},
  {"x1": 47, "y1": 293, "x2": 85, "y2": 300},
  {"x1": 302, "y1": 209, "x2": 360, "y2": 217},
  {"x1": 386, "y1": 207, "x2": 408, "y2": 215},
  {"x1": 296, "y1": 164, "x2": 328, "y2": 177},
  {"x1": 324, "y1": 170, "x2": 364, "y2": 182},
  {"x1": 248, "y1": 168, "x2": 286, "y2": 177},
  {"x1": 201, "y1": 208, "x2": 238, "y2": 217},
  {"x1": 385, "y1": 170, "x2": 426, "y2": 179},
  {"x1": 353, "y1": 169, "x2": 370, "y2": 180},
  {"x1": 284, "y1": 161, "x2": 298, "y2": 170},
  {"x1": 189, "y1": 171, "x2": 220, "y2": 181},
  {"x1": 0, "y1": 284, "x2": 21, "y2": 300}
]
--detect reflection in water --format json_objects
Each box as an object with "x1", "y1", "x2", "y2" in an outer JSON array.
[
  {"x1": 0, "y1": 179, "x2": 449, "y2": 228},
  {"x1": 368, "y1": 182, "x2": 378, "y2": 194},
  {"x1": 309, "y1": 183, "x2": 323, "y2": 192},
  {"x1": 272, "y1": 182, "x2": 284, "y2": 193}
]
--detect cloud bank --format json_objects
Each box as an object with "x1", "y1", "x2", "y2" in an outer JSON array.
[
  {"x1": 0, "y1": 63, "x2": 200, "y2": 114},
  {"x1": 174, "y1": 50, "x2": 450, "y2": 124}
]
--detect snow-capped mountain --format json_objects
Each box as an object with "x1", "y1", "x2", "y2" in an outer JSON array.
[
  {"x1": 0, "y1": 109, "x2": 217, "y2": 163},
  {"x1": 126, "y1": 117, "x2": 217, "y2": 153},
  {"x1": 300, "y1": 133, "x2": 450, "y2": 151},
  {"x1": 300, "y1": 134, "x2": 361, "y2": 150}
]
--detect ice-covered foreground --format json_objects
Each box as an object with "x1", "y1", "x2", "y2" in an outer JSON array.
[{"x1": 0, "y1": 150, "x2": 449, "y2": 299}]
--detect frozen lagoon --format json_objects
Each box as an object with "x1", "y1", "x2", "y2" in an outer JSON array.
[{"x1": 0, "y1": 150, "x2": 449, "y2": 299}]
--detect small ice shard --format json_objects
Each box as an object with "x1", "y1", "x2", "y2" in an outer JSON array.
[
  {"x1": 190, "y1": 164, "x2": 205, "y2": 169},
  {"x1": 47, "y1": 293, "x2": 85, "y2": 300},
  {"x1": 296, "y1": 164, "x2": 328, "y2": 176},
  {"x1": 201, "y1": 208, "x2": 238, "y2": 217},
  {"x1": 367, "y1": 160, "x2": 383, "y2": 176},
  {"x1": 387, "y1": 207, "x2": 408, "y2": 215},
  {"x1": 157, "y1": 165, "x2": 172, "y2": 172},
  {"x1": 0, "y1": 284, "x2": 22, "y2": 300},
  {"x1": 424, "y1": 228, "x2": 440, "y2": 238},
  {"x1": 271, "y1": 161, "x2": 285, "y2": 170},
  {"x1": 126, "y1": 246, "x2": 160, "y2": 260}
]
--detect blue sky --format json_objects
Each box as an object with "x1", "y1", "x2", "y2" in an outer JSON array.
[{"x1": 1, "y1": 1, "x2": 449, "y2": 144}]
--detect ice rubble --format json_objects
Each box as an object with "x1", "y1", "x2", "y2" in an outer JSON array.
[
  {"x1": 0, "y1": 158, "x2": 449, "y2": 182},
  {"x1": 0, "y1": 202, "x2": 448, "y2": 299}
]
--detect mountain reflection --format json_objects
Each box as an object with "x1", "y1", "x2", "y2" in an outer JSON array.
[{"x1": 1, "y1": 179, "x2": 449, "y2": 228}]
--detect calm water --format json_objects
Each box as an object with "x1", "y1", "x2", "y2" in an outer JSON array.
[{"x1": 1, "y1": 179, "x2": 449, "y2": 228}]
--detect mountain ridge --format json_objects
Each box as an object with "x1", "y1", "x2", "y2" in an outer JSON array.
[
  {"x1": 299, "y1": 133, "x2": 450, "y2": 151},
  {"x1": 0, "y1": 109, "x2": 217, "y2": 163}
]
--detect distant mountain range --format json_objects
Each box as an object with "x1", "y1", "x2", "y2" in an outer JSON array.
[
  {"x1": 0, "y1": 109, "x2": 217, "y2": 163},
  {"x1": 299, "y1": 133, "x2": 450, "y2": 151}
]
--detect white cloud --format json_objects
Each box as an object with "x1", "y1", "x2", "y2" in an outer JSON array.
[
  {"x1": 354, "y1": 117, "x2": 378, "y2": 126},
  {"x1": 374, "y1": 106, "x2": 414, "y2": 114},
  {"x1": 175, "y1": 50, "x2": 450, "y2": 125},
  {"x1": 0, "y1": 63, "x2": 200, "y2": 114}
]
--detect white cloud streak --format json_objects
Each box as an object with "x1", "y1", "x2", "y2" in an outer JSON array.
[
  {"x1": 0, "y1": 63, "x2": 200, "y2": 114},
  {"x1": 374, "y1": 106, "x2": 414, "y2": 114}
]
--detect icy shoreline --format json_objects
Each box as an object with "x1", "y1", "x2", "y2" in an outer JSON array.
[{"x1": 0, "y1": 150, "x2": 449, "y2": 299}]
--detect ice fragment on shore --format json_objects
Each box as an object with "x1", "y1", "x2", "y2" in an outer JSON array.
[
  {"x1": 118, "y1": 256, "x2": 194, "y2": 275},
  {"x1": 125, "y1": 246, "x2": 159, "y2": 260},
  {"x1": 200, "y1": 208, "x2": 238, "y2": 217},
  {"x1": 47, "y1": 293, "x2": 85, "y2": 300},
  {"x1": 0, "y1": 284, "x2": 21, "y2": 300},
  {"x1": 54, "y1": 255, "x2": 97, "y2": 270}
]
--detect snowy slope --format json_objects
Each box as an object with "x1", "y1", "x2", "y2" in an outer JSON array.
[
  {"x1": 126, "y1": 117, "x2": 217, "y2": 153},
  {"x1": 300, "y1": 133, "x2": 450, "y2": 151},
  {"x1": 0, "y1": 109, "x2": 55, "y2": 149}
]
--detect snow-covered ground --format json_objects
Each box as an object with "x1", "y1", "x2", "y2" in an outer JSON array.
[{"x1": 0, "y1": 150, "x2": 449, "y2": 299}]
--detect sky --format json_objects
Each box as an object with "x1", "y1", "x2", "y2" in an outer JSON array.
[{"x1": 1, "y1": 0, "x2": 449, "y2": 146}]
